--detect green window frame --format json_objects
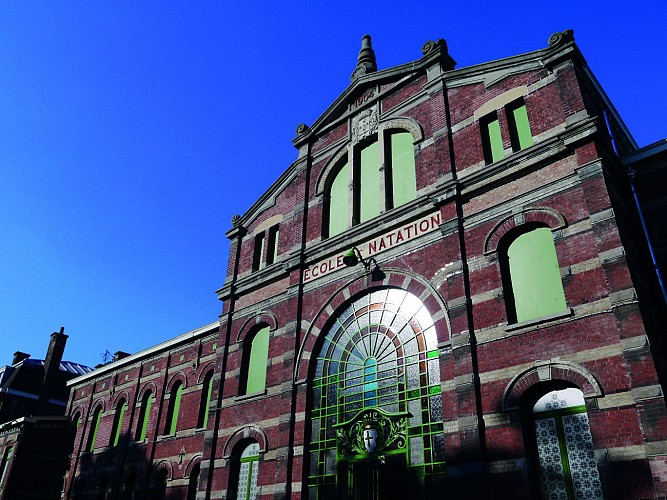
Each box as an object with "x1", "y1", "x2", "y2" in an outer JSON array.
[
  {"x1": 481, "y1": 112, "x2": 504, "y2": 164},
  {"x1": 325, "y1": 130, "x2": 417, "y2": 238},
  {"x1": 0, "y1": 446, "x2": 12, "y2": 489},
  {"x1": 242, "y1": 326, "x2": 270, "y2": 396},
  {"x1": 86, "y1": 407, "x2": 102, "y2": 452},
  {"x1": 266, "y1": 225, "x2": 279, "y2": 266},
  {"x1": 110, "y1": 400, "x2": 127, "y2": 447},
  {"x1": 135, "y1": 391, "x2": 153, "y2": 442},
  {"x1": 501, "y1": 225, "x2": 567, "y2": 323},
  {"x1": 252, "y1": 233, "x2": 265, "y2": 272},
  {"x1": 506, "y1": 100, "x2": 533, "y2": 152},
  {"x1": 236, "y1": 442, "x2": 260, "y2": 500},
  {"x1": 308, "y1": 289, "x2": 444, "y2": 498},
  {"x1": 165, "y1": 382, "x2": 183, "y2": 435},
  {"x1": 532, "y1": 388, "x2": 603, "y2": 499},
  {"x1": 198, "y1": 371, "x2": 214, "y2": 428}
]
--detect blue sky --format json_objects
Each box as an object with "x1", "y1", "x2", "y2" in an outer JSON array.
[{"x1": 1, "y1": 2, "x2": 665, "y2": 368}]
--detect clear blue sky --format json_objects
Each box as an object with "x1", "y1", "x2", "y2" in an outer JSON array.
[{"x1": 1, "y1": 2, "x2": 665, "y2": 368}]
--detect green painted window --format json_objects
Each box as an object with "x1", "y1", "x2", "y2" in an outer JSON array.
[
  {"x1": 362, "y1": 358, "x2": 378, "y2": 407},
  {"x1": 327, "y1": 162, "x2": 350, "y2": 237},
  {"x1": 481, "y1": 113, "x2": 504, "y2": 164},
  {"x1": 237, "y1": 442, "x2": 260, "y2": 500},
  {"x1": 166, "y1": 383, "x2": 183, "y2": 435},
  {"x1": 507, "y1": 101, "x2": 533, "y2": 151},
  {"x1": 505, "y1": 226, "x2": 567, "y2": 323},
  {"x1": 252, "y1": 233, "x2": 265, "y2": 272},
  {"x1": 245, "y1": 326, "x2": 269, "y2": 395},
  {"x1": 199, "y1": 371, "x2": 214, "y2": 428},
  {"x1": 136, "y1": 392, "x2": 153, "y2": 441},
  {"x1": 325, "y1": 131, "x2": 417, "y2": 239},
  {"x1": 389, "y1": 132, "x2": 417, "y2": 208},
  {"x1": 266, "y1": 225, "x2": 279, "y2": 266},
  {"x1": 0, "y1": 446, "x2": 12, "y2": 489},
  {"x1": 86, "y1": 407, "x2": 102, "y2": 452},
  {"x1": 358, "y1": 141, "x2": 380, "y2": 224},
  {"x1": 110, "y1": 400, "x2": 127, "y2": 447}
]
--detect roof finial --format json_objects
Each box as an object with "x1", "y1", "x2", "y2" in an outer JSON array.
[{"x1": 351, "y1": 35, "x2": 377, "y2": 81}]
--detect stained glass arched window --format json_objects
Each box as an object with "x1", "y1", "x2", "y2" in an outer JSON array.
[{"x1": 308, "y1": 288, "x2": 445, "y2": 497}]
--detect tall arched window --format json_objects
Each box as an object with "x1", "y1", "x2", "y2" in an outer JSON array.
[
  {"x1": 308, "y1": 289, "x2": 444, "y2": 498},
  {"x1": 165, "y1": 382, "x2": 183, "y2": 435},
  {"x1": 324, "y1": 130, "x2": 417, "y2": 238},
  {"x1": 135, "y1": 391, "x2": 153, "y2": 442},
  {"x1": 151, "y1": 469, "x2": 168, "y2": 500},
  {"x1": 86, "y1": 407, "x2": 102, "y2": 452},
  {"x1": 529, "y1": 387, "x2": 603, "y2": 499},
  {"x1": 198, "y1": 371, "x2": 214, "y2": 428},
  {"x1": 0, "y1": 446, "x2": 12, "y2": 490},
  {"x1": 240, "y1": 326, "x2": 270, "y2": 396},
  {"x1": 110, "y1": 399, "x2": 127, "y2": 447},
  {"x1": 230, "y1": 441, "x2": 260, "y2": 500},
  {"x1": 500, "y1": 224, "x2": 567, "y2": 323}
]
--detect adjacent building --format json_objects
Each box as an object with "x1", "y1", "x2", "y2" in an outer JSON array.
[{"x1": 63, "y1": 31, "x2": 667, "y2": 499}]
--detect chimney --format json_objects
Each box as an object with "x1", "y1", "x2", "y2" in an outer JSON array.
[
  {"x1": 38, "y1": 327, "x2": 69, "y2": 415},
  {"x1": 113, "y1": 351, "x2": 131, "y2": 362},
  {"x1": 12, "y1": 351, "x2": 30, "y2": 365}
]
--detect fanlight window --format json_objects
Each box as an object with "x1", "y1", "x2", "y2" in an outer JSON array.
[{"x1": 308, "y1": 289, "x2": 445, "y2": 497}]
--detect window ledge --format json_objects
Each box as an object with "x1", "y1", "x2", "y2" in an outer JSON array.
[
  {"x1": 234, "y1": 389, "x2": 267, "y2": 402},
  {"x1": 504, "y1": 308, "x2": 573, "y2": 332}
]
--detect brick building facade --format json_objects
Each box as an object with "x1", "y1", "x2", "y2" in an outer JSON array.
[{"x1": 62, "y1": 31, "x2": 667, "y2": 499}]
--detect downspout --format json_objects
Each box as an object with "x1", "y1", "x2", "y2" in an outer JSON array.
[
  {"x1": 204, "y1": 223, "x2": 245, "y2": 499},
  {"x1": 285, "y1": 140, "x2": 312, "y2": 499},
  {"x1": 627, "y1": 167, "x2": 667, "y2": 306}
]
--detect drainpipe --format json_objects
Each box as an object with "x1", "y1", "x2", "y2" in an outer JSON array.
[{"x1": 627, "y1": 167, "x2": 667, "y2": 306}]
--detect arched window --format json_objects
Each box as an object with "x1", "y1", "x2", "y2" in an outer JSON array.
[
  {"x1": 110, "y1": 399, "x2": 127, "y2": 447},
  {"x1": 165, "y1": 382, "x2": 183, "y2": 435},
  {"x1": 122, "y1": 470, "x2": 137, "y2": 500},
  {"x1": 240, "y1": 326, "x2": 270, "y2": 396},
  {"x1": 0, "y1": 446, "x2": 12, "y2": 490},
  {"x1": 70, "y1": 476, "x2": 85, "y2": 499},
  {"x1": 229, "y1": 441, "x2": 260, "y2": 500},
  {"x1": 98, "y1": 476, "x2": 111, "y2": 500},
  {"x1": 86, "y1": 407, "x2": 102, "y2": 452},
  {"x1": 72, "y1": 411, "x2": 81, "y2": 429},
  {"x1": 500, "y1": 224, "x2": 567, "y2": 323},
  {"x1": 324, "y1": 130, "x2": 417, "y2": 238},
  {"x1": 198, "y1": 371, "x2": 214, "y2": 428},
  {"x1": 135, "y1": 391, "x2": 153, "y2": 442},
  {"x1": 528, "y1": 387, "x2": 603, "y2": 499},
  {"x1": 308, "y1": 289, "x2": 444, "y2": 498},
  {"x1": 187, "y1": 464, "x2": 200, "y2": 500}
]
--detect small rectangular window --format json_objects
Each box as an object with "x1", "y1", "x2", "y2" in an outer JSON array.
[
  {"x1": 266, "y1": 225, "x2": 279, "y2": 266},
  {"x1": 506, "y1": 100, "x2": 533, "y2": 152},
  {"x1": 252, "y1": 233, "x2": 265, "y2": 271},
  {"x1": 481, "y1": 112, "x2": 504, "y2": 164}
]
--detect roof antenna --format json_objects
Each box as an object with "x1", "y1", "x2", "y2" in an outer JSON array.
[{"x1": 351, "y1": 35, "x2": 377, "y2": 81}]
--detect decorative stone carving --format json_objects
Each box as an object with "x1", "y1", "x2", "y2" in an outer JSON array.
[
  {"x1": 421, "y1": 38, "x2": 447, "y2": 57},
  {"x1": 334, "y1": 408, "x2": 409, "y2": 457},
  {"x1": 548, "y1": 29, "x2": 574, "y2": 47},
  {"x1": 295, "y1": 123, "x2": 309, "y2": 135},
  {"x1": 231, "y1": 214, "x2": 241, "y2": 227},
  {"x1": 351, "y1": 108, "x2": 379, "y2": 143}
]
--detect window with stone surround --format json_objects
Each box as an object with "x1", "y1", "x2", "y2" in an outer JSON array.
[
  {"x1": 481, "y1": 99, "x2": 533, "y2": 165},
  {"x1": 239, "y1": 325, "x2": 269, "y2": 396},
  {"x1": 109, "y1": 399, "x2": 127, "y2": 447},
  {"x1": 86, "y1": 406, "x2": 102, "y2": 452},
  {"x1": 324, "y1": 129, "x2": 417, "y2": 238},
  {"x1": 135, "y1": 391, "x2": 153, "y2": 441},
  {"x1": 527, "y1": 386, "x2": 603, "y2": 499},
  {"x1": 229, "y1": 441, "x2": 260, "y2": 500},
  {"x1": 499, "y1": 223, "x2": 567, "y2": 324},
  {"x1": 198, "y1": 370, "x2": 214, "y2": 428},
  {"x1": 0, "y1": 446, "x2": 12, "y2": 491},
  {"x1": 164, "y1": 381, "x2": 183, "y2": 435},
  {"x1": 252, "y1": 224, "x2": 279, "y2": 271}
]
